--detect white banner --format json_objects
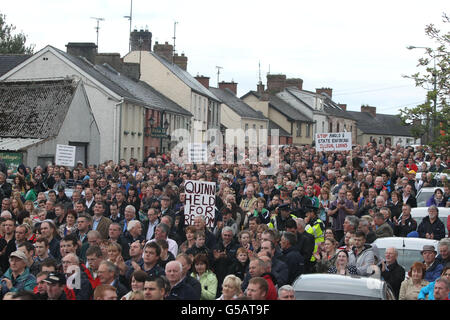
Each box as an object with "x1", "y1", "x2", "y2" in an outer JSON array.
[
  {"x1": 315, "y1": 132, "x2": 352, "y2": 152},
  {"x1": 184, "y1": 180, "x2": 216, "y2": 227},
  {"x1": 188, "y1": 143, "x2": 207, "y2": 163},
  {"x1": 55, "y1": 144, "x2": 76, "y2": 167}
]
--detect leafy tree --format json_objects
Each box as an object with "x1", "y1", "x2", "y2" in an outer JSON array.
[
  {"x1": 0, "y1": 13, "x2": 34, "y2": 54},
  {"x1": 400, "y1": 13, "x2": 449, "y2": 156}
]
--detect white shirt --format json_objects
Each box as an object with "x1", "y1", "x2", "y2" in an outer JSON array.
[
  {"x1": 147, "y1": 238, "x2": 178, "y2": 257},
  {"x1": 145, "y1": 220, "x2": 159, "y2": 241}
]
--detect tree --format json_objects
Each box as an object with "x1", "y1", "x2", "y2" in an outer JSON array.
[
  {"x1": 0, "y1": 13, "x2": 34, "y2": 54},
  {"x1": 400, "y1": 13, "x2": 449, "y2": 156}
]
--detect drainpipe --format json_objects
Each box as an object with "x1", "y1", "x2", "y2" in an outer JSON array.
[{"x1": 114, "y1": 99, "x2": 124, "y2": 162}]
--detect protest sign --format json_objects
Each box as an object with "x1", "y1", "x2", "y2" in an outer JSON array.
[
  {"x1": 184, "y1": 180, "x2": 216, "y2": 227},
  {"x1": 55, "y1": 144, "x2": 76, "y2": 167},
  {"x1": 315, "y1": 132, "x2": 352, "y2": 152},
  {"x1": 188, "y1": 143, "x2": 207, "y2": 163}
]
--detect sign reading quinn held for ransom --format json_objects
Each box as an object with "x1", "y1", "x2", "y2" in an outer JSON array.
[
  {"x1": 184, "y1": 180, "x2": 216, "y2": 227},
  {"x1": 315, "y1": 132, "x2": 352, "y2": 152}
]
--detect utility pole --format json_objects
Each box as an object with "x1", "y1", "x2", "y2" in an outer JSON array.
[
  {"x1": 91, "y1": 17, "x2": 105, "y2": 48},
  {"x1": 124, "y1": 0, "x2": 133, "y2": 52},
  {"x1": 216, "y1": 66, "x2": 223, "y2": 86}
]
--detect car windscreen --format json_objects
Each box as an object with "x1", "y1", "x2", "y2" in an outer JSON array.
[
  {"x1": 416, "y1": 191, "x2": 433, "y2": 207},
  {"x1": 375, "y1": 248, "x2": 423, "y2": 273},
  {"x1": 295, "y1": 291, "x2": 381, "y2": 300}
]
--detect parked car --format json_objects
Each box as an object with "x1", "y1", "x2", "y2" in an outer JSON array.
[
  {"x1": 411, "y1": 207, "x2": 450, "y2": 236},
  {"x1": 372, "y1": 237, "x2": 439, "y2": 274},
  {"x1": 292, "y1": 274, "x2": 395, "y2": 300},
  {"x1": 416, "y1": 187, "x2": 441, "y2": 207}
]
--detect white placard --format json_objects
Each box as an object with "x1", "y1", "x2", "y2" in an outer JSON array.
[
  {"x1": 188, "y1": 143, "x2": 207, "y2": 163},
  {"x1": 315, "y1": 132, "x2": 352, "y2": 152},
  {"x1": 55, "y1": 144, "x2": 76, "y2": 167},
  {"x1": 184, "y1": 180, "x2": 216, "y2": 228}
]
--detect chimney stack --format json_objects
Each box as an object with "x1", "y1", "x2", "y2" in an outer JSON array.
[
  {"x1": 286, "y1": 78, "x2": 303, "y2": 91},
  {"x1": 130, "y1": 29, "x2": 152, "y2": 52},
  {"x1": 338, "y1": 103, "x2": 347, "y2": 111},
  {"x1": 266, "y1": 74, "x2": 286, "y2": 94},
  {"x1": 316, "y1": 87, "x2": 333, "y2": 99},
  {"x1": 195, "y1": 75, "x2": 210, "y2": 89},
  {"x1": 361, "y1": 105, "x2": 377, "y2": 117},
  {"x1": 153, "y1": 41, "x2": 173, "y2": 62},
  {"x1": 173, "y1": 53, "x2": 188, "y2": 71},
  {"x1": 257, "y1": 82, "x2": 265, "y2": 94},
  {"x1": 66, "y1": 42, "x2": 97, "y2": 64},
  {"x1": 218, "y1": 81, "x2": 238, "y2": 95}
]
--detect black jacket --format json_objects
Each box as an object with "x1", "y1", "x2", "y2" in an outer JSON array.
[
  {"x1": 271, "y1": 257, "x2": 289, "y2": 287},
  {"x1": 417, "y1": 216, "x2": 446, "y2": 240},
  {"x1": 394, "y1": 216, "x2": 417, "y2": 237},
  {"x1": 280, "y1": 246, "x2": 304, "y2": 284},
  {"x1": 183, "y1": 275, "x2": 201, "y2": 300},
  {"x1": 295, "y1": 231, "x2": 315, "y2": 264},
  {"x1": 166, "y1": 277, "x2": 198, "y2": 300},
  {"x1": 380, "y1": 260, "x2": 405, "y2": 300},
  {"x1": 227, "y1": 259, "x2": 248, "y2": 281}
]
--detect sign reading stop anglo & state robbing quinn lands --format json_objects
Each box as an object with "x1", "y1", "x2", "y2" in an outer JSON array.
[
  {"x1": 315, "y1": 132, "x2": 352, "y2": 152},
  {"x1": 184, "y1": 180, "x2": 216, "y2": 228}
]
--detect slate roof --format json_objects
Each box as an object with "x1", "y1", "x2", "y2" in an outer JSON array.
[
  {"x1": 346, "y1": 111, "x2": 413, "y2": 136},
  {"x1": 147, "y1": 51, "x2": 220, "y2": 102},
  {"x1": 0, "y1": 54, "x2": 31, "y2": 77},
  {"x1": 209, "y1": 87, "x2": 266, "y2": 120},
  {"x1": 269, "y1": 95, "x2": 313, "y2": 122},
  {"x1": 0, "y1": 79, "x2": 78, "y2": 139},
  {"x1": 51, "y1": 46, "x2": 139, "y2": 102},
  {"x1": 95, "y1": 64, "x2": 192, "y2": 117},
  {"x1": 268, "y1": 120, "x2": 291, "y2": 137}
]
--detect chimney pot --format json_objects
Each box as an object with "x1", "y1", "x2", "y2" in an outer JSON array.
[{"x1": 361, "y1": 105, "x2": 377, "y2": 117}]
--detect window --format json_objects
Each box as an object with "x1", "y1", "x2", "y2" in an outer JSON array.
[
  {"x1": 296, "y1": 122, "x2": 302, "y2": 137},
  {"x1": 322, "y1": 121, "x2": 325, "y2": 132},
  {"x1": 253, "y1": 124, "x2": 256, "y2": 129},
  {"x1": 306, "y1": 124, "x2": 311, "y2": 137},
  {"x1": 245, "y1": 123, "x2": 249, "y2": 131},
  {"x1": 337, "y1": 122, "x2": 340, "y2": 132},
  {"x1": 329, "y1": 122, "x2": 333, "y2": 132}
]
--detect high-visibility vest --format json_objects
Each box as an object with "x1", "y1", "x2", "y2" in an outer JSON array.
[
  {"x1": 267, "y1": 214, "x2": 297, "y2": 230},
  {"x1": 305, "y1": 218, "x2": 325, "y2": 262}
]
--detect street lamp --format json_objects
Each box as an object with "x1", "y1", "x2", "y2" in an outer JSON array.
[
  {"x1": 407, "y1": 45, "x2": 438, "y2": 142},
  {"x1": 148, "y1": 116, "x2": 155, "y2": 127}
]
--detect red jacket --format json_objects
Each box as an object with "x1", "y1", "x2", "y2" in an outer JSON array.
[{"x1": 262, "y1": 273, "x2": 278, "y2": 300}]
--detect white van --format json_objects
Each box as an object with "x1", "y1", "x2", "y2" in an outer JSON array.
[
  {"x1": 373, "y1": 237, "x2": 439, "y2": 273},
  {"x1": 411, "y1": 207, "x2": 450, "y2": 236}
]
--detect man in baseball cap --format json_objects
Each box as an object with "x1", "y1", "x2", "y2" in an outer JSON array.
[
  {"x1": 0, "y1": 250, "x2": 37, "y2": 296},
  {"x1": 43, "y1": 272, "x2": 67, "y2": 300}
]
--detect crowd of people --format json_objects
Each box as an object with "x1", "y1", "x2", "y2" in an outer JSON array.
[{"x1": 0, "y1": 142, "x2": 449, "y2": 300}]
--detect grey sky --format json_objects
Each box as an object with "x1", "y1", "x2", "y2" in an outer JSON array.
[{"x1": 2, "y1": 0, "x2": 448, "y2": 114}]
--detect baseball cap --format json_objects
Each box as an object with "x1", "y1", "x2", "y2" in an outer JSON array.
[
  {"x1": 408, "y1": 170, "x2": 416, "y2": 174},
  {"x1": 9, "y1": 250, "x2": 28, "y2": 262},
  {"x1": 43, "y1": 272, "x2": 66, "y2": 285},
  {"x1": 278, "y1": 204, "x2": 290, "y2": 211}
]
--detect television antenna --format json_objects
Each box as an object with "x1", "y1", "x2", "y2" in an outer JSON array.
[
  {"x1": 173, "y1": 21, "x2": 178, "y2": 58},
  {"x1": 216, "y1": 66, "x2": 223, "y2": 86},
  {"x1": 123, "y1": 0, "x2": 133, "y2": 52},
  {"x1": 91, "y1": 17, "x2": 105, "y2": 48}
]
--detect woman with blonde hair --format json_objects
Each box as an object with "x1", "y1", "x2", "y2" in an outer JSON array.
[{"x1": 216, "y1": 274, "x2": 242, "y2": 300}]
